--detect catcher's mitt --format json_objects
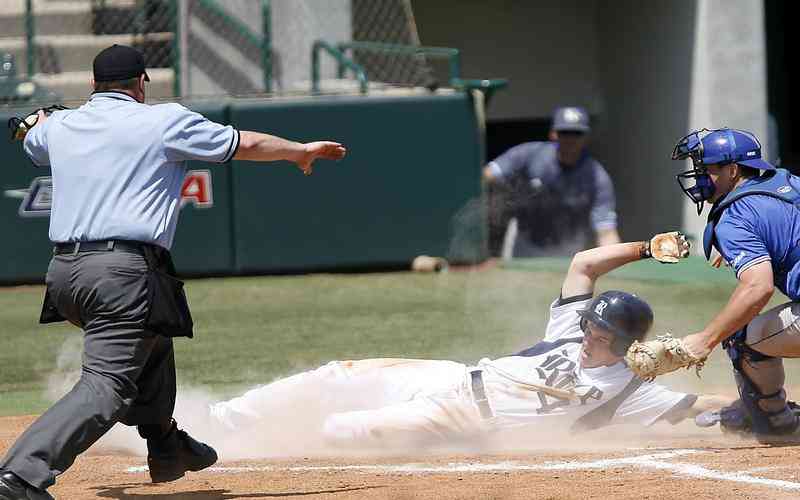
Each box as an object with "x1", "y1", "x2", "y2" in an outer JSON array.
[
  {"x1": 8, "y1": 104, "x2": 68, "y2": 141},
  {"x1": 644, "y1": 231, "x2": 691, "y2": 263},
  {"x1": 625, "y1": 333, "x2": 706, "y2": 381}
]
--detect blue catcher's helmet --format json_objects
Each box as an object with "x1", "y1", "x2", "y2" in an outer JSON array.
[
  {"x1": 671, "y1": 128, "x2": 775, "y2": 214},
  {"x1": 576, "y1": 290, "x2": 654, "y2": 357}
]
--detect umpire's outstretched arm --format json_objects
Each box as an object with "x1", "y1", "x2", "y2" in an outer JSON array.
[{"x1": 234, "y1": 130, "x2": 346, "y2": 176}]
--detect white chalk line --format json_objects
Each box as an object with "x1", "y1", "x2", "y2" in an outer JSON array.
[{"x1": 125, "y1": 449, "x2": 800, "y2": 492}]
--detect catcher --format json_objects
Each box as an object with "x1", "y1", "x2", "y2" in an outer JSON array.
[
  {"x1": 630, "y1": 128, "x2": 800, "y2": 445},
  {"x1": 628, "y1": 128, "x2": 800, "y2": 445},
  {"x1": 205, "y1": 233, "x2": 731, "y2": 450}
]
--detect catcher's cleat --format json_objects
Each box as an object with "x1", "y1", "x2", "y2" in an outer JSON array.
[
  {"x1": 754, "y1": 402, "x2": 800, "y2": 446},
  {"x1": 695, "y1": 409, "x2": 721, "y2": 428},
  {"x1": 147, "y1": 423, "x2": 217, "y2": 483},
  {"x1": 0, "y1": 471, "x2": 54, "y2": 500},
  {"x1": 695, "y1": 401, "x2": 752, "y2": 435},
  {"x1": 696, "y1": 400, "x2": 800, "y2": 444},
  {"x1": 754, "y1": 423, "x2": 800, "y2": 446}
]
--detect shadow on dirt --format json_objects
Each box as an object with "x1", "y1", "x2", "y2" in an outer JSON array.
[{"x1": 92, "y1": 483, "x2": 387, "y2": 499}]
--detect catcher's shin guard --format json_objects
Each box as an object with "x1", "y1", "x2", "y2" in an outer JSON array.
[{"x1": 724, "y1": 329, "x2": 799, "y2": 441}]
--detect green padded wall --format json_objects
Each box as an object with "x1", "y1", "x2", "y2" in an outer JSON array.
[
  {"x1": 0, "y1": 92, "x2": 485, "y2": 283},
  {"x1": 228, "y1": 93, "x2": 484, "y2": 272},
  {"x1": 0, "y1": 108, "x2": 54, "y2": 283}
]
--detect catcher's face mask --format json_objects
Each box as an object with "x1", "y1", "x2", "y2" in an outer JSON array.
[{"x1": 673, "y1": 129, "x2": 719, "y2": 215}]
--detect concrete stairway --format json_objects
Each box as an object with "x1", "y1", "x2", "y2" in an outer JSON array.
[{"x1": 0, "y1": 0, "x2": 175, "y2": 102}]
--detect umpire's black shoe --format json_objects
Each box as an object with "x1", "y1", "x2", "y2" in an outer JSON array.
[
  {"x1": 147, "y1": 424, "x2": 218, "y2": 483},
  {"x1": 0, "y1": 471, "x2": 54, "y2": 500}
]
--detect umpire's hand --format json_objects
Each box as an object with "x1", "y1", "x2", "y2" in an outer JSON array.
[{"x1": 295, "y1": 141, "x2": 347, "y2": 176}]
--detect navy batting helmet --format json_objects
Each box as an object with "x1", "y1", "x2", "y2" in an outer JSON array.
[
  {"x1": 672, "y1": 127, "x2": 774, "y2": 214},
  {"x1": 576, "y1": 291, "x2": 654, "y2": 357}
]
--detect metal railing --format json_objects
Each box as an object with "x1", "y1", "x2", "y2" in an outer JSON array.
[
  {"x1": 170, "y1": 0, "x2": 179, "y2": 96},
  {"x1": 24, "y1": 0, "x2": 34, "y2": 77},
  {"x1": 311, "y1": 40, "x2": 368, "y2": 94},
  {"x1": 337, "y1": 41, "x2": 461, "y2": 84},
  {"x1": 451, "y1": 78, "x2": 508, "y2": 105},
  {"x1": 191, "y1": 0, "x2": 271, "y2": 95},
  {"x1": 20, "y1": 0, "x2": 273, "y2": 98},
  {"x1": 321, "y1": 40, "x2": 508, "y2": 102},
  {"x1": 16, "y1": 4, "x2": 502, "y2": 103}
]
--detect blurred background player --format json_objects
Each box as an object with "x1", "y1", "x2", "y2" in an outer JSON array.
[
  {"x1": 206, "y1": 233, "x2": 731, "y2": 450},
  {"x1": 483, "y1": 106, "x2": 620, "y2": 259},
  {"x1": 672, "y1": 127, "x2": 800, "y2": 445}
]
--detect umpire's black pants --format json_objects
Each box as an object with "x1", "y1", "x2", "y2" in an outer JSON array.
[{"x1": 0, "y1": 248, "x2": 176, "y2": 490}]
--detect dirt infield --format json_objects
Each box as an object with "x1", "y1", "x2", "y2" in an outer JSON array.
[{"x1": 4, "y1": 416, "x2": 800, "y2": 499}]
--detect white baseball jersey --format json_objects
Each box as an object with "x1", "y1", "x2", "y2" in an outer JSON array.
[
  {"x1": 209, "y1": 296, "x2": 691, "y2": 447},
  {"x1": 476, "y1": 296, "x2": 689, "y2": 432}
]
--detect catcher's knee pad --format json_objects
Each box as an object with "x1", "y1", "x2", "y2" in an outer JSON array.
[{"x1": 725, "y1": 328, "x2": 798, "y2": 435}]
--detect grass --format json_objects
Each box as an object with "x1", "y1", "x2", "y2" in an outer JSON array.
[{"x1": 0, "y1": 258, "x2": 792, "y2": 416}]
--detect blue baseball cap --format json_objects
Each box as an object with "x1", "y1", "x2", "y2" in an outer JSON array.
[{"x1": 552, "y1": 107, "x2": 590, "y2": 133}]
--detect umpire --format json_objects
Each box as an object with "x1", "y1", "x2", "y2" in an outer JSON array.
[{"x1": 0, "y1": 44, "x2": 346, "y2": 500}]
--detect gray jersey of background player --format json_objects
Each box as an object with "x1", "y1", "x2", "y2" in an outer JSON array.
[{"x1": 483, "y1": 107, "x2": 621, "y2": 258}]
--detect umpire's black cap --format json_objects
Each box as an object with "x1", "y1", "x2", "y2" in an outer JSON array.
[{"x1": 93, "y1": 44, "x2": 150, "y2": 82}]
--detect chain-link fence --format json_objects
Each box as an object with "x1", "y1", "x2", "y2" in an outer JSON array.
[
  {"x1": 1, "y1": 0, "x2": 443, "y2": 105},
  {"x1": 0, "y1": 0, "x2": 176, "y2": 104},
  {"x1": 351, "y1": 0, "x2": 435, "y2": 88},
  {"x1": 182, "y1": 0, "x2": 439, "y2": 97}
]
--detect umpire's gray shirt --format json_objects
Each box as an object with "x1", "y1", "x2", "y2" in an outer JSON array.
[{"x1": 24, "y1": 92, "x2": 239, "y2": 249}]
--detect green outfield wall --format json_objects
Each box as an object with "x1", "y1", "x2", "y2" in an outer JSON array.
[{"x1": 0, "y1": 92, "x2": 485, "y2": 283}]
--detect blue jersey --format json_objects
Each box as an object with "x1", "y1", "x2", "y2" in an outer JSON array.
[{"x1": 712, "y1": 174, "x2": 800, "y2": 300}]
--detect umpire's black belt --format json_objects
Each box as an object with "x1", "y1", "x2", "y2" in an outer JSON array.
[
  {"x1": 470, "y1": 369, "x2": 493, "y2": 419},
  {"x1": 53, "y1": 240, "x2": 150, "y2": 256}
]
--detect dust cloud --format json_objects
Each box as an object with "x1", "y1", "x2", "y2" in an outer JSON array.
[{"x1": 43, "y1": 333, "x2": 719, "y2": 463}]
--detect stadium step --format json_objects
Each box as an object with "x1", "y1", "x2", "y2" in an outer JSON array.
[
  {"x1": 1, "y1": 0, "x2": 174, "y2": 99},
  {"x1": 0, "y1": 1, "x2": 95, "y2": 38},
  {"x1": 32, "y1": 67, "x2": 174, "y2": 102},
  {"x1": 0, "y1": 33, "x2": 173, "y2": 76}
]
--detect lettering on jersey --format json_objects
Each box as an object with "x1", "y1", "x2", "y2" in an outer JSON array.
[
  {"x1": 536, "y1": 352, "x2": 577, "y2": 388},
  {"x1": 533, "y1": 349, "x2": 604, "y2": 414},
  {"x1": 5, "y1": 171, "x2": 214, "y2": 217},
  {"x1": 778, "y1": 185, "x2": 792, "y2": 194},
  {"x1": 577, "y1": 385, "x2": 604, "y2": 405}
]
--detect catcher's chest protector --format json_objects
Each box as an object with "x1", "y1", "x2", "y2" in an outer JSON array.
[{"x1": 704, "y1": 169, "x2": 800, "y2": 260}]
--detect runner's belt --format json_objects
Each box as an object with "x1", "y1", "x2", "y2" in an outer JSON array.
[{"x1": 470, "y1": 369, "x2": 493, "y2": 419}]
